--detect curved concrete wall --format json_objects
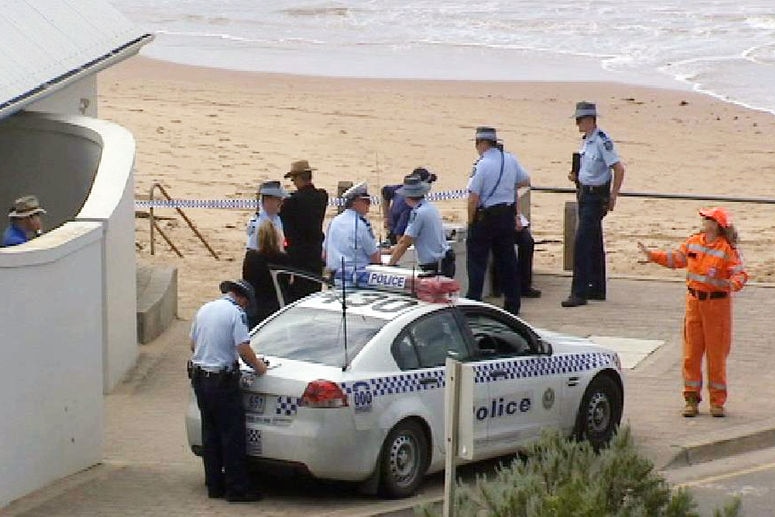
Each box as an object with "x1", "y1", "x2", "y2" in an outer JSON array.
[{"x1": 0, "y1": 112, "x2": 138, "y2": 508}]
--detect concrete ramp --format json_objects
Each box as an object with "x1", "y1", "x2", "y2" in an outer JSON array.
[{"x1": 136, "y1": 265, "x2": 178, "y2": 344}]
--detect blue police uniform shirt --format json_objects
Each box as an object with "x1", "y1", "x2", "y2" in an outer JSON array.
[
  {"x1": 383, "y1": 184, "x2": 411, "y2": 236},
  {"x1": 578, "y1": 128, "x2": 620, "y2": 186},
  {"x1": 246, "y1": 203, "x2": 285, "y2": 250},
  {"x1": 467, "y1": 148, "x2": 529, "y2": 207},
  {"x1": 2, "y1": 223, "x2": 28, "y2": 247},
  {"x1": 190, "y1": 296, "x2": 250, "y2": 370},
  {"x1": 404, "y1": 200, "x2": 449, "y2": 265},
  {"x1": 324, "y1": 208, "x2": 378, "y2": 274}
]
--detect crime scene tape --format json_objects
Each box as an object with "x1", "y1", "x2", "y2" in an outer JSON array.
[{"x1": 134, "y1": 188, "x2": 470, "y2": 210}]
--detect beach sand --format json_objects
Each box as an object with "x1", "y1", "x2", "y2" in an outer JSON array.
[{"x1": 98, "y1": 56, "x2": 775, "y2": 318}]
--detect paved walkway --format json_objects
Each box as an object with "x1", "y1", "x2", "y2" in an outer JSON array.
[{"x1": 3, "y1": 274, "x2": 775, "y2": 516}]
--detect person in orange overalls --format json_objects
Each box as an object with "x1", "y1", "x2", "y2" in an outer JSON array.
[{"x1": 637, "y1": 207, "x2": 746, "y2": 418}]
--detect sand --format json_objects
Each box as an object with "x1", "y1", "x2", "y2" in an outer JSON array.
[{"x1": 98, "y1": 56, "x2": 775, "y2": 318}]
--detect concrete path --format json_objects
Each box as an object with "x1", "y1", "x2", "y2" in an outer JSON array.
[{"x1": 3, "y1": 274, "x2": 774, "y2": 516}]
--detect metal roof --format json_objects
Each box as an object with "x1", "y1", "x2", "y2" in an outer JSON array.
[{"x1": 0, "y1": 0, "x2": 153, "y2": 119}]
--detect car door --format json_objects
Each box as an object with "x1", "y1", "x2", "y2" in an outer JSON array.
[
  {"x1": 460, "y1": 307, "x2": 566, "y2": 457},
  {"x1": 390, "y1": 308, "x2": 489, "y2": 458}
]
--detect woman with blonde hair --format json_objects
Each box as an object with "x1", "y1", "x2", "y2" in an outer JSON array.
[
  {"x1": 638, "y1": 207, "x2": 746, "y2": 418},
  {"x1": 242, "y1": 220, "x2": 289, "y2": 328}
]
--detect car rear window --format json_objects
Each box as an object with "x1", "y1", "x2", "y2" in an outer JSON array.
[{"x1": 251, "y1": 307, "x2": 385, "y2": 366}]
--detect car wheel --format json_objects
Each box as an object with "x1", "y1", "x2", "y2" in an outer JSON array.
[
  {"x1": 574, "y1": 374, "x2": 622, "y2": 451},
  {"x1": 378, "y1": 419, "x2": 428, "y2": 499}
]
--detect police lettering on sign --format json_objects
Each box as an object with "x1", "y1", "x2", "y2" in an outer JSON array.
[
  {"x1": 475, "y1": 397, "x2": 532, "y2": 421},
  {"x1": 367, "y1": 271, "x2": 407, "y2": 289}
]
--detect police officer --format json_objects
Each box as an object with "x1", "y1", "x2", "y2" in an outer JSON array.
[
  {"x1": 2, "y1": 195, "x2": 46, "y2": 247},
  {"x1": 466, "y1": 127, "x2": 530, "y2": 315},
  {"x1": 323, "y1": 182, "x2": 381, "y2": 285},
  {"x1": 189, "y1": 279, "x2": 268, "y2": 502},
  {"x1": 562, "y1": 101, "x2": 626, "y2": 307},
  {"x1": 246, "y1": 181, "x2": 288, "y2": 251},
  {"x1": 381, "y1": 167, "x2": 438, "y2": 245},
  {"x1": 387, "y1": 173, "x2": 454, "y2": 278},
  {"x1": 280, "y1": 160, "x2": 329, "y2": 301}
]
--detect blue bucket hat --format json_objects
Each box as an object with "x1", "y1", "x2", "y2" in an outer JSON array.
[
  {"x1": 474, "y1": 126, "x2": 500, "y2": 142},
  {"x1": 258, "y1": 180, "x2": 289, "y2": 199},
  {"x1": 573, "y1": 101, "x2": 597, "y2": 119},
  {"x1": 396, "y1": 174, "x2": 431, "y2": 198}
]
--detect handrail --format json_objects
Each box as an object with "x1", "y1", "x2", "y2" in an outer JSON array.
[
  {"x1": 148, "y1": 182, "x2": 220, "y2": 260},
  {"x1": 530, "y1": 186, "x2": 775, "y2": 205}
]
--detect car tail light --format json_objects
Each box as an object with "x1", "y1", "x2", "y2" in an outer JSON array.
[{"x1": 300, "y1": 380, "x2": 349, "y2": 408}]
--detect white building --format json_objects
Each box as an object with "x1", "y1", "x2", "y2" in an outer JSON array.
[{"x1": 0, "y1": 0, "x2": 153, "y2": 508}]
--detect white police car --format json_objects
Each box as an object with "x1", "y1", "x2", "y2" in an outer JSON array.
[{"x1": 186, "y1": 267, "x2": 623, "y2": 499}]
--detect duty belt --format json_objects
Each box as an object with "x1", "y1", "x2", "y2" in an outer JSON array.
[
  {"x1": 579, "y1": 184, "x2": 610, "y2": 194},
  {"x1": 687, "y1": 287, "x2": 728, "y2": 300},
  {"x1": 192, "y1": 363, "x2": 239, "y2": 378}
]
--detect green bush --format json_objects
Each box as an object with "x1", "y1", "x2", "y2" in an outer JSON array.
[{"x1": 417, "y1": 426, "x2": 740, "y2": 517}]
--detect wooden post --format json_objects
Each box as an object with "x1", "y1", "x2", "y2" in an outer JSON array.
[
  {"x1": 336, "y1": 181, "x2": 353, "y2": 214},
  {"x1": 563, "y1": 201, "x2": 577, "y2": 271},
  {"x1": 518, "y1": 189, "x2": 531, "y2": 222}
]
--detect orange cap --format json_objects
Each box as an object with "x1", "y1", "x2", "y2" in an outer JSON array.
[{"x1": 698, "y1": 207, "x2": 731, "y2": 228}]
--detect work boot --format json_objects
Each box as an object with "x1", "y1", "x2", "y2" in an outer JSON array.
[
  {"x1": 522, "y1": 287, "x2": 542, "y2": 298},
  {"x1": 710, "y1": 405, "x2": 725, "y2": 418},
  {"x1": 561, "y1": 296, "x2": 587, "y2": 307},
  {"x1": 682, "y1": 395, "x2": 699, "y2": 417}
]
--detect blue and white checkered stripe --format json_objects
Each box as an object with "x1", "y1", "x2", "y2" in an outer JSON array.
[
  {"x1": 341, "y1": 370, "x2": 446, "y2": 397},
  {"x1": 473, "y1": 353, "x2": 615, "y2": 384},
  {"x1": 134, "y1": 188, "x2": 471, "y2": 210},
  {"x1": 275, "y1": 395, "x2": 299, "y2": 416}
]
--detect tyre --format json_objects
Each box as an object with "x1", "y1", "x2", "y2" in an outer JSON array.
[
  {"x1": 378, "y1": 419, "x2": 428, "y2": 499},
  {"x1": 574, "y1": 374, "x2": 623, "y2": 451}
]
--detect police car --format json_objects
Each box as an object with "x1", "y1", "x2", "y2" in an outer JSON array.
[{"x1": 186, "y1": 266, "x2": 623, "y2": 499}]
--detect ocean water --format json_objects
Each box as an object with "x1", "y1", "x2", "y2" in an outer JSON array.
[{"x1": 110, "y1": 0, "x2": 775, "y2": 115}]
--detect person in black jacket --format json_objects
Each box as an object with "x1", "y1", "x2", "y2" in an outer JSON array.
[
  {"x1": 280, "y1": 160, "x2": 328, "y2": 301},
  {"x1": 242, "y1": 221, "x2": 290, "y2": 328}
]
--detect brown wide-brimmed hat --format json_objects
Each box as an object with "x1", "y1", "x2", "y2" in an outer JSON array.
[
  {"x1": 284, "y1": 160, "x2": 317, "y2": 178},
  {"x1": 9, "y1": 195, "x2": 46, "y2": 218}
]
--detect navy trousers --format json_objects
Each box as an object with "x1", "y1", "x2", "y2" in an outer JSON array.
[
  {"x1": 571, "y1": 190, "x2": 608, "y2": 299},
  {"x1": 193, "y1": 373, "x2": 251, "y2": 497},
  {"x1": 515, "y1": 227, "x2": 535, "y2": 292},
  {"x1": 466, "y1": 207, "x2": 521, "y2": 314}
]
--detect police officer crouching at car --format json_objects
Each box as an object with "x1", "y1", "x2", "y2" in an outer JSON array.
[
  {"x1": 189, "y1": 279, "x2": 268, "y2": 502},
  {"x1": 387, "y1": 173, "x2": 455, "y2": 278},
  {"x1": 466, "y1": 126, "x2": 531, "y2": 315}
]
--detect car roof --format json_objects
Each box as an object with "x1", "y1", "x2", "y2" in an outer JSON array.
[{"x1": 294, "y1": 288, "x2": 453, "y2": 321}]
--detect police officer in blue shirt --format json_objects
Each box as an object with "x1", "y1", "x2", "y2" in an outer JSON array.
[
  {"x1": 246, "y1": 181, "x2": 288, "y2": 251},
  {"x1": 381, "y1": 168, "x2": 438, "y2": 245},
  {"x1": 466, "y1": 127, "x2": 531, "y2": 315},
  {"x1": 189, "y1": 279, "x2": 268, "y2": 502},
  {"x1": 562, "y1": 101, "x2": 626, "y2": 307},
  {"x1": 2, "y1": 195, "x2": 46, "y2": 247},
  {"x1": 387, "y1": 174, "x2": 454, "y2": 278},
  {"x1": 323, "y1": 182, "x2": 381, "y2": 284}
]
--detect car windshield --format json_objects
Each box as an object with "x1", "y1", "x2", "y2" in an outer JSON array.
[{"x1": 250, "y1": 307, "x2": 385, "y2": 366}]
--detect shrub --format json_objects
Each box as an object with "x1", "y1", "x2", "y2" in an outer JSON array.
[{"x1": 417, "y1": 426, "x2": 740, "y2": 517}]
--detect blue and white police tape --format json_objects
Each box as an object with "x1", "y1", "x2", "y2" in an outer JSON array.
[{"x1": 134, "y1": 188, "x2": 471, "y2": 210}]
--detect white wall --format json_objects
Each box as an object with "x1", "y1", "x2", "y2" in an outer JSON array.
[
  {"x1": 0, "y1": 112, "x2": 139, "y2": 507},
  {"x1": 0, "y1": 222, "x2": 104, "y2": 508},
  {"x1": 26, "y1": 76, "x2": 98, "y2": 118}
]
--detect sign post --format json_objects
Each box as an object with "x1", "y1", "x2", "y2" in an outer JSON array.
[{"x1": 443, "y1": 357, "x2": 461, "y2": 517}]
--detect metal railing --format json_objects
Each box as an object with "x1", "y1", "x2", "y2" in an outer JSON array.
[
  {"x1": 531, "y1": 186, "x2": 775, "y2": 205},
  {"x1": 528, "y1": 186, "x2": 775, "y2": 271},
  {"x1": 147, "y1": 182, "x2": 220, "y2": 260}
]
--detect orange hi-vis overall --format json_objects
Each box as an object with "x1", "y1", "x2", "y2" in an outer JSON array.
[{"x1": 648, "y1": 233, "x2": 747, "y2": 407}]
